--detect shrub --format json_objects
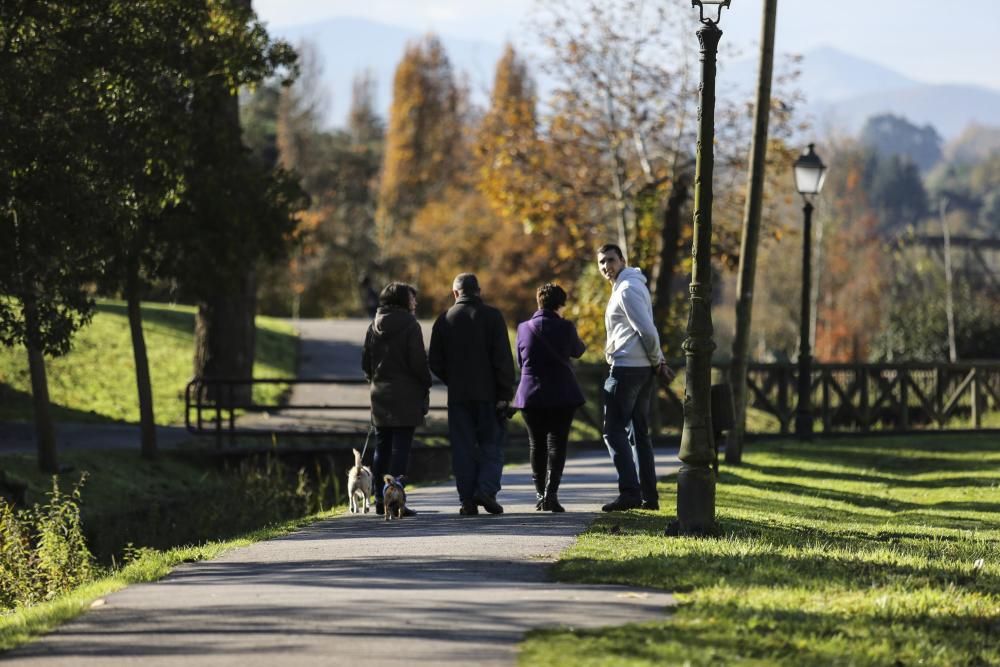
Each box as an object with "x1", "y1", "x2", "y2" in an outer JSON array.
[{"x1": 0, "y1": 476, "x2": 94, "y2": 611}]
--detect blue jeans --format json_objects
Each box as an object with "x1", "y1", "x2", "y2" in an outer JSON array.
[
  {"x1": 602, "y1": 366, "x2": 657, "y2": 502},
  {"x1": 447, "y1": 401, "x2": 506, "y2": 503},
  {"x1": 373, "y1": 427, "x2": 414, "y2": 501}
]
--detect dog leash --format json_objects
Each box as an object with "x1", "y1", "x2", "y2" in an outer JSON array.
[{"x1": 359, "y1": 416, "x2": 374, "y2": 464}]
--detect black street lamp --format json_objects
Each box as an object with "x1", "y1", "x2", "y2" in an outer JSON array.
[
  {"x1": 671, "y1": 0, "x2": 731, "y2": 537},
  {"x1": 793, "y1": 143, "x2": 827, "y2": 440}
]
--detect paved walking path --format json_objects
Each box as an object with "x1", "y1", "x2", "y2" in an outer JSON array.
[
  {"x1": 241, "y1": 318, "x2": 448, "y2": 433},
  {"x1": 4, "y1": 448, "x2": 678, "y2": 666}
]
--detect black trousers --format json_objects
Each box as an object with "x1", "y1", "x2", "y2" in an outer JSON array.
[
  {"x1": 372, "y1": 426, "x2": 415, "y2": 501},
  {"x1": 521, "y1": 406, "x2": 576, "y2": 486}
]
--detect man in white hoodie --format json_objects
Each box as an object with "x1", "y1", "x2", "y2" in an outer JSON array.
[{"x1": 597, "y1": 243, "x2": 675, "y2": 512}]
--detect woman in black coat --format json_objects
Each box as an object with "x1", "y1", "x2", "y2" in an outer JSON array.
[
  {"x1": 512, "y1": 283, "x2": 586, "y2": 512},
  {"x1": 362, "y1": 282, "x2": 432, "y2": 516}
]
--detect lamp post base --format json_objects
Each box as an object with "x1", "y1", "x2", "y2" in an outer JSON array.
[{"x1": 666, "y1": 463, "x2": 718, "y2": 536}]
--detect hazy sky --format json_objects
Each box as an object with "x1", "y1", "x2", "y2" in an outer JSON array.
[{"x1": 253, "y1": 0, "x2": 1000, "y2": 91}]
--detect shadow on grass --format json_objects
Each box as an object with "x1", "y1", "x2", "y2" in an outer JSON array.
[
  {"x1": 525, "y1": 601, "x2": 1000, "y2": 666},
  {"x1": 719, "y1": 468, "x2": 1000, "y2": 518},
  {"x1": 757, "y1": 435, "x2": 1000, "y2": 476},
  {"x1": 739, "y1": 461, "x2": 998, "y2": 490},
  {"x1": 0, "y1": 385, "x2": 118, "y2": 425},
  {"x1": 95, "y1": 301, "x2": 195, "y2": 338},
  {"x1": 94, "y1": 302, "x2": 296, "y2": 375},
  {"x1": 556, "y1": 521, "x2": 999, "y2": 596}
]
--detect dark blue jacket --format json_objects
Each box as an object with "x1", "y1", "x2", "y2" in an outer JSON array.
[
  {"x1": 428, "y1": 296, "x2": 516, "y2": 403},
  {"x1": 512, "y1": 310, "x2": 586, "y2": 409}
]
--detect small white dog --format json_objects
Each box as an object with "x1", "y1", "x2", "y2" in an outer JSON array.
[{"x1": 347, "y1": 448, "x2": 373, "y2": 514}]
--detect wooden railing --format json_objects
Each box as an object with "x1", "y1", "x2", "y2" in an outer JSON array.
[
  {"x1": 579, "y1": 362, "x2": 1000, "y2": 435},
  {"x1": 704, "y1": 362, "x2": 998, "y2": 434}
]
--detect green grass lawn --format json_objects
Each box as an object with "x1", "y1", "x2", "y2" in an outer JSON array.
[
  {"x1": 521, "y1": 434, "x2": 1000, "y2": 666},
  {"x1": 0, "y1": 300, "x2": 297, "y2": 426}
]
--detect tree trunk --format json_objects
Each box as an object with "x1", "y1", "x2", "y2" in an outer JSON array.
[
  {"x1": 652, "y1": 173, "x2": 691, "y2": 330},
  {"x1": 22, "y1": 296, "x2": 57, "y2": 473},
  {"x1": 125, "y1": 269, "x2": 157, "y2": 459},
  {"x1": 193, "y1": 269, "x2": 257, "y2": 406},
  {"x1": 726, "y1": 0, "x2": 779, "y2": 465},
  {"x1": 192, "y1": 0, "x2": 258, "y2": 408}
]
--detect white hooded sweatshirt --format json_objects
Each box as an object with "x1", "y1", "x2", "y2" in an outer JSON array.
[{"x1": 604, "y1": 266, "x2": 666, "y2": 367}]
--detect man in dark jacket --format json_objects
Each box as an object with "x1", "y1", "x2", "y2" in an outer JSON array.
[{"x1": 429, "y1": 273, "x2": 516, "y2": 515}]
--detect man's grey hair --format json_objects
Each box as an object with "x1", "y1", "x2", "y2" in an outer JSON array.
[{"x1": 452, "y1": 273, "x2": 480, "y2": 296}]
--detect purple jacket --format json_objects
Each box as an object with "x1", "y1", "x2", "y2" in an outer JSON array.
[{"x1": 512, "y1": 310, "x2": 586, "y2": 409}]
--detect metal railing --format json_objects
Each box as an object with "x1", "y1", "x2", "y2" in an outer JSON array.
[{"x1": 184, "y1": 377, "x2": 449, "y2": 447}]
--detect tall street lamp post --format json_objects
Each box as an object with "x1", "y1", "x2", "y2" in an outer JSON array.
[
  {"x1": 672, "y1": 0, "x2": 731, "y2": 537},
  {"x1": 793, "y1": 144, "x2": 827, "y2": 440}
]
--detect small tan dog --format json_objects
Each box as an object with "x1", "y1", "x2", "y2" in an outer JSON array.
[
  {"x1": 347, "y1": 448, "x2": 373, "y2": 514},
  {"x1": 382, "y1": 475, "x2": 407, "y2": 521}
]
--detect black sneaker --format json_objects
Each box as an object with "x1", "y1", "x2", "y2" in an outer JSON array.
[
  {"x1": 374, "y1": 500, "x2": 385, "y2": 516},
  {"x1": 459, "y1": 502, "x2": 479, "y2": 516},
  {"x1": 474, "y1": 494, "x2": 504, "y2": 515},
  {"x1": 401, "y1": 506, "x2": 417, "y2": 518},
  {"x1": 640, "y1": 500, "x2": 660, "y2": 511},
  {"x1": 601, "y1": 496, "x2": 642, "y2": 512}
]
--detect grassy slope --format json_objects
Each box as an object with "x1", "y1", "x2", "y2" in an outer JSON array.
[
  {"x1": 521, "y1": 434, "x2": 1000, "y2": 666},
  {"x1": 0, "y1": 300, "x2": 297, "y2": 425}
]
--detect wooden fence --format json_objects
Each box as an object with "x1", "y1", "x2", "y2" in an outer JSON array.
[{"x1": 579, "y1": 362, "x2": 1000, "y2": 435}]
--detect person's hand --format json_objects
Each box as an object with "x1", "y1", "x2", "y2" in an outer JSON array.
[{"x1": 656, "y1": 361, "x2": 676, "y2": 384}]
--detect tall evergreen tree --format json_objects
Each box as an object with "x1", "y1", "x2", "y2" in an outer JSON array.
[
  {"x1": 348, "y1": 70, "x2": 384, "y2": 148},
  {"x1": 377, "y1": 35, "x2": 460, "y2": 255}
]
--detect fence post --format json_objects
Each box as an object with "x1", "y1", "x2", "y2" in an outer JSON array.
[
  {"x1": 859, "y1": 365, "x2": 870, "y2": 432},
  {"x1": 821, "y1": 368, "x2": 831, "y2": 434},
  {"x1": 935, "y1": 366, "x2": 945, "y2": 429},
  {"x1": 215, "y1": 387, "x2": 223, "y2": 451},
  {"x1": 229, "y1": 383, "x2": 236, "y2": 447},
  {"x1": 899, "y1": 368, "x2": 909, "y2": 431},
  {"x1": 778, "y1": 365, "x2": 789, "y2": 434},
  {"x1": 971, "y1": 368, "x2": 981, "y2": 429}
]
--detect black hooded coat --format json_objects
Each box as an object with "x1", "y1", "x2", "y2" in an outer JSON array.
[{"x1": 361, "y1": 306, "x2": 432, "y2": 427}]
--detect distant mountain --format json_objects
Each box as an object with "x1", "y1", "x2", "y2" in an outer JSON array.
[
  {"x1": 269, "y1": 17, "x2": 503, "y2": 127},
  {"x1": 722, "y1": 45, "x2": 1000, "y2": 139},
  {"x1": 720, "y1": 45, "x2": 917, "y2": 104},
  {"x1": 821, "y1": 84, "x2": 1000, "y2": 139},
  {"x1": 268, "y1": 18, "x2": 1000, "y2": 141}
]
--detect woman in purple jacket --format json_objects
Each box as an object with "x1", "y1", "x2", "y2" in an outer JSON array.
[{"x1": 512, "y1": 284, "x2": 587, "y2": 512}]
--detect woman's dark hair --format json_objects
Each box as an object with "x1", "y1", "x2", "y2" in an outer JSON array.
[
  {"x1": 379, "y1": 282, "x2": 416, "y2": 309},
  {"x1": 536, "y1": 283, "x2": 567, "y2": 311}
]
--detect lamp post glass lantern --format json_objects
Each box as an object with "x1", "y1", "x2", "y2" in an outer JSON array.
[
  {"x1": 793, "y1": 143, "x2": 826, "y2": 440},
  {"x1": 794, "y1": 143, "x2": 827, "y2": 196},
  {"x1": 670, "y1": 0, "x2": 732, "y2": 538}
]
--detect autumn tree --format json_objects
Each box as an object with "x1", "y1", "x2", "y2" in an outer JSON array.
[
  {"x1": 377, "y1": 35, "x2": 461, "y2": 259},
  {"x1": 348, "y1": 70, "x2": 384, "y2": 147},
  {"x1": 514, "y1": 0, "x2": 799, "y2": 343},
  {"x1": 474, "y1": 45, "x2": 584, "y2": 318},
  {"x1": 248, "y1": 53, "x2": 384, "y2": 318},
  {"x1": 812, "y1": 144, "x2": 887, "y2": 361}
]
